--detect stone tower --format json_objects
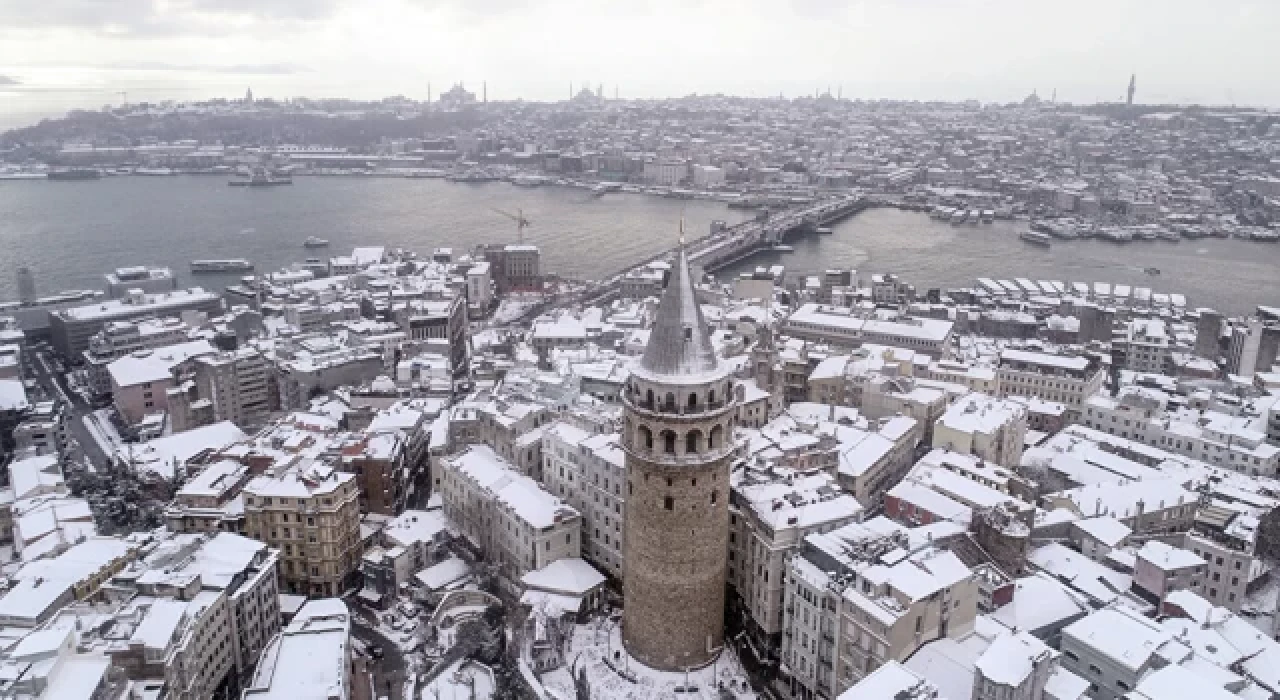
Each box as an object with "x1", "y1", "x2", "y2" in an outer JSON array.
[{"x1": 622, "y1": 239, "x2": 739, "y2": 671}]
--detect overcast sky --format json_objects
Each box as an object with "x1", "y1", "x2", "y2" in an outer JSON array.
[{"x1": 1, "y1": 0, "x2": 1277, "y2": 127}]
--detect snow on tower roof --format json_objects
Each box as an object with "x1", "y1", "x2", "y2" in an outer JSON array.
[{"x1": 635, "y1": 244, "x2": 721, "y2": 381}]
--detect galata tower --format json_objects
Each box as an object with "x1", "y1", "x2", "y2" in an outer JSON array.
[{"x1": 621, "y1": 236, "x2": 739, "y2": 670}]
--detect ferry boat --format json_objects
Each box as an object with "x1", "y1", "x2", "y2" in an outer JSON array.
[
  {"x1": 229, "y1": 166, "x2": 291, "y2": 187},
  {"x1": 1097, "y1": 227, "x2": 1133, "y2": 243},
  {"x1": 134, "y1": 167, "x2": 174, "y2": 176},
  {"x1": 815, "y1": 227, "x2": 833, "y2": 235},
  {"x1": 303, "y1": 237, "x2": 330, "y2": 248},
  {"x1": 191, "y1": 259, "x2": 254, "y2": 273},
  {"x1": 968, "y1": 210, "x2": 981, "y2": 224},
  {"x1": 511, "y1": 174, "x2": 549, "y2": 187},
  {"x1": 950, "y1": 209, "x2": 967, "y2": 224},
  {"x1": 445, "y1": 169, "x2": 499, "y2": 183},
  {"x1": 1020, "y1": 231, "x2": 1052, "y2": 247},
  {"x1": 981, "y1": 210, "x2": 994, "y2": 223}
]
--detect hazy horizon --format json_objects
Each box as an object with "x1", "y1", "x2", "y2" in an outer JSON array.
[{"x1": 2, "y1": 0, "x2": 1278, "y2": 131}]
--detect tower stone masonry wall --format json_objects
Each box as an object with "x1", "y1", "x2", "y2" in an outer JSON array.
[{"x1": 623, "y1": 447, "x2": 732, "y2": 669}]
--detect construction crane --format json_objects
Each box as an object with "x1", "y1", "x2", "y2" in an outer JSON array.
[{"x1": 493, "y1": 208, "x2": 532, "y2": 244}]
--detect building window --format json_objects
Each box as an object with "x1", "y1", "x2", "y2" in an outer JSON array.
[{"x1": 664, "y1": 497, "x2": 674, "y2": 511}]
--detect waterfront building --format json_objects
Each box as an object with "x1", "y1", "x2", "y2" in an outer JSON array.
[
  {"x1": 49, "y1": 287, "x2": 223, "y2": 360},
  {"x1": 104, "y1": 266, "x2": 178, "y2": 299},
  {"x1": 620, "y1": 240, "x2": 740, "y2": 671}
]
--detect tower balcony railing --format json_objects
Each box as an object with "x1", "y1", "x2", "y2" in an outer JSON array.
[{"x1": 627, "y1": 398, "x2": 732, "y2": 417}]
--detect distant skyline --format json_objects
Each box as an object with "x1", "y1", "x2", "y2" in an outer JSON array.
[{"x1": 1, "y1": 0, "x2": 1277, "y2": 130}]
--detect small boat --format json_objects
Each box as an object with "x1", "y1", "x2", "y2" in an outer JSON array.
[
  {"x1": 981, "y1": 209, "x2": 995, "y2": 223},
  {"x1": 815, "y1": 227, "x2": 833, "y2": 235},
  {"x1": 1020, "y1": 231, "x2": 1052, "y2": 247},
  {"x1": 303, "y1": 237, "x2": 330, "y2": 248},
  {"x1": 1144, "y1": 267, "x2": 1161, "y2": 275},
  {"x1": 771, "y1": 245, "x2": 795, "y2": 252}
]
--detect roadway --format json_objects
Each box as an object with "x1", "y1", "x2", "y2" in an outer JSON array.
[{"x1": 23, "y1": 345, "x2": 111, "y2": 469}]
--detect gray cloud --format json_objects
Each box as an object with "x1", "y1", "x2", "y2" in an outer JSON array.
[{"x1": 0, "y1": 75, "x2": 21, "y2": 85}]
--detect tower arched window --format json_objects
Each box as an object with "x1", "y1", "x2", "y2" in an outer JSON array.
[
  {"x1": 686, "y1": 430, "x2": 703, "y2": 454},
  {"x1": 665, "y1": 393, "x2": 676, "y2": 412},
  {"x1": 662, "y1": 430, "x2": 677, "y2": 454},
  {"x1": 645, "y1": 389, "x2": 654, "y2": 408},
  {"x1": 709, "y1": 424, "x2": 724, "y2": 449},
  {"x1": 638, "y1": 425, "x2": 653, "y2": 450},
  {"x1": 688, "y1": 393, "x2": 698, "y2": 411},
  {"x1": 708, "y1": 388, "x2": 716, "y2": 405}
]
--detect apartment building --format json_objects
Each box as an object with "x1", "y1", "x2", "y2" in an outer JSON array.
[
  {"x1": 243, "y1": 462, "x2": 362, "y2": 596},
  {"x1": 169, "y1": 348, "x2": 277, "y2": 432},
  {"x1": 164, "y1": 460, "x2": 253, "y2": 534},
  {"x1": 440, "y1": 445, "x2": 581, "y2": 583},
  {"x1": 1112, "y1": 319, "x2": 1172, "y2": 373},
  {"x1": 274, "y1": 337, "x2": 383, "y2": 411},
  {"x1": 541, "y1": 422, "x2": 628, "y2": 579},
  {"x1": 244, "y1": 599, "x2": 352, "y2": 700},
  {"x1": 1132, "y1": 540, "x2": 1206, "y2": 606},
  {"x1": 109, "y1": 531, "x2": 283, "y2": 681},
  {"x1": 338, "y1": 431, "x2": 409, "y2": 515},
  {"x1": 729, "y1": 466, "x2": 863, "y2": 665},
  {"x1": 1083, "y1": 388, "x2": 1280, "y2": 476},
  {"x1": 1058, "y1": 606, "x2": 1185, "y2": 700},
  {"x1": 107, "y1": 340, "x2": 216, "y2": 426},
  {"x1": 780, "y1": 519, "x2": 978, "y2": 699},
  {"x1": 996, "y1": 348, "x2": 1104, "y2": 422},
  {"x1": 1183, "y1": 504, "x2": 1266, "y2": 612},
  {"x1": 83, "y1": 318, "x2": 192, "y2": 396},
  {"x1": 932, "y1": 393, "x2": 1028, "y2": 467}
]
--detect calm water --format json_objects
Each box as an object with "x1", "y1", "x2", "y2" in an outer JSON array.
[
  {"x1": 0, "y1": 176, "x2": 746, "y2": 299},
  {"x1": 717, "y1": 207, "x2": 1280, "y2": 315},
  {"x1": 0, "y1": 176, "x2": 1277, "y2": 314}
]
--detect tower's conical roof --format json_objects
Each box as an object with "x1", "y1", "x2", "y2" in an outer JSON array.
[{"x1": 638, "y1": 245, "x2": 720, "y2": 380}]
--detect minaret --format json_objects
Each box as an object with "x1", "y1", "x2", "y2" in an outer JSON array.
[
  {"x1": 1127, "y1": 74, "x2": 1136, "y2": 105},
  {"x1": 622, "y1": 224, "x2": 739, "y2": 671}
]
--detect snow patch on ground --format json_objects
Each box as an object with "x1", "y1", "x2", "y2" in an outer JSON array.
[{"x1": 538, "y1": 619, "x2": 758, "y2": 700}]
